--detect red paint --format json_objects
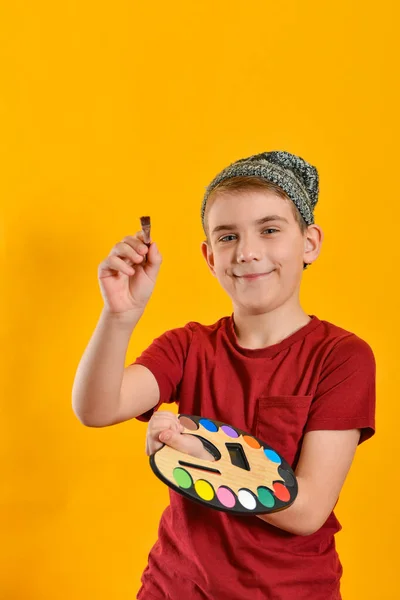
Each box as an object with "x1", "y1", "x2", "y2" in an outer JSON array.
[{"x1": 273, "y1": 482, "x2": 290, "y2": 502}]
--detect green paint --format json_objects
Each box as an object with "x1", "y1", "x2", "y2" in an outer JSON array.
[
  {"x1": 173, "y1": 467, "x2": 192, "y2": 489},
  {"x1": 258, "y1": 487, "x2": 275, "y2": 508}
]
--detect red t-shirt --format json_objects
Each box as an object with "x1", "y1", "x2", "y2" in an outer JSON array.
[{"x1": 134, "y1": 315, "x2": 376, "y2": 600}]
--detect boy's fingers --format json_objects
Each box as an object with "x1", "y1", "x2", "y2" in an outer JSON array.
[
  {"x1": 151, "y1": 412, "x2": 181, "y2": 429},
  {"x1": 158, "y1": 431, "x2": 214, "y2": 461},
  {"x1": 121, "y1": 234, "x2": 149, "y2": 256},
  {"x1": 151, "y1": 417, "x2": 181, "y2": 433},
  {"x1": 158, "y1": 430, "x2": 188, "y2": 451}
]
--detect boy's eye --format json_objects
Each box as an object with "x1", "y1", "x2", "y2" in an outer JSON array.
[
  {"x1": 218, "y1": 229, "x2": 278, "y2": 242},
  {"x1": 219, "y1": 234, "x2": 237, "y2": 242}
]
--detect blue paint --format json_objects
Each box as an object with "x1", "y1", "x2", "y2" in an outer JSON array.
[
  {"x1": 264, "y1": 449, "x2": 281, "y2": 464},
  {"x1": 199, "y1": 418, "x2": 218, "y2": 432}
]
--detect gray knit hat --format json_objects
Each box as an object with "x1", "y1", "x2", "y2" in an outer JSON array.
[{"x1": 201, "y1": 150, "x2": 319, "y2": 226}]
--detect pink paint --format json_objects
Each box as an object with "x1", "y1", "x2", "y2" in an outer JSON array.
[{"x1": 217, "y1": 486, "x2": 236, "y2": 508}]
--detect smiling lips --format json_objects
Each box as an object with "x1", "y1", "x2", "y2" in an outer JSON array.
[{"x1": 234, "y1": 271, "x2": 274, "y2": 280}]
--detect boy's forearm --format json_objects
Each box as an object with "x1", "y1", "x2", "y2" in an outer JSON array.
[
  {"x1": 256, "y1": 477, "x2": 320, "y2": 536},
  {"x1": 72, "y1": 308, "x2": 143, "y2": 426}
]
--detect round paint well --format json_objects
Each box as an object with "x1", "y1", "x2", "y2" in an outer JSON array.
[
  {"x1": 195, "y1": 479, "x2": 215, "y2": 501},
  {"x1": 217, "y1": 486, "x2": 236, "y2": 508},
  {"x1": 273, "y1": 482, "x2": 290, "y2": 502},
  {"x1": 179, "y1": 416, "x2": 198, "y2": 431},
  {"x1": 264, "y1": 449, "x2": 281, "y2": 464},
  {"x1": 199, "y1": 418, "x2": 218, "y2": 432},
  {"x1": 221, "y1": 425, "x2": 239, "y2": 438},
  {"x1": 257, "y1": 487, "x2": 275, "y2": 508},
  {"x1": 173, "y1": 468, "x2": 193, "y2": 489},
  {"x1": 238, "y1": 489, "x2": 257, "y2": 510},
  {"x1": 243, "y1": 435, "x2": 261, "y2": 449},
  {"x1": 278, "y1": 467, "x2": 295, "y2": 487}
]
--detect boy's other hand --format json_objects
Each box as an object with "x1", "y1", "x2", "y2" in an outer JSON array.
[
  {"x1": 146, "y1": 411, "x2": 215, "y2": 461},
  {"x1": 98, "y1": 232, "x2": 162, "y2": 316}
]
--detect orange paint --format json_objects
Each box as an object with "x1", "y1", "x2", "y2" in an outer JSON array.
[{"x1": 243, "y1": 435, "x2": 261, "y2": 449}]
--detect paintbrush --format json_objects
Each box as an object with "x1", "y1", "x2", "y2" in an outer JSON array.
[{"x1": 140, "y1": 216, "x2": 151, "y2": 262}]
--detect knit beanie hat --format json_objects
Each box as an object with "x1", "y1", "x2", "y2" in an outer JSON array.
[{"x1": 201, "y1": 150, "x2": 319, "y2": 226}]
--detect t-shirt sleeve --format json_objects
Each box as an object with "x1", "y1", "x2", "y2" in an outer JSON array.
[
  {"x1": 304, "y1": 334, "x2": 376, "y2": 444},
  {"x1": 132, "y1": 323, "x2": 194, "y2": 422}
]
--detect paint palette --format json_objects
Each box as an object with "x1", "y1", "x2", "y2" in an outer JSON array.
[{"x1": 150, "y1": 414, "x2": 298, "y2": 515}]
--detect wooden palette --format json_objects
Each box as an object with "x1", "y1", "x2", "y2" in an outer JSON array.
[{"x1": 150, "y1": 414, "x2": 298, "y2": 515}]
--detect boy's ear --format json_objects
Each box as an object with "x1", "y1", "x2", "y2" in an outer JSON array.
[
  {"x1": 303, "y1": 224, "x2": 324, "y2": 265},
  {"x1": 201, "y1": 240, "x2": 216, "y2": 276}
]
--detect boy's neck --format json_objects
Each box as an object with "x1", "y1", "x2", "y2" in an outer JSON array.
[{"x1": 232, "y1": 302, "x2": 311, "y2": 350}]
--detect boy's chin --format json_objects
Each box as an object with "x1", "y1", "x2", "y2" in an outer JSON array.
[{"x1": 232, "y1": 299, "x2": 275, "y2": 316}]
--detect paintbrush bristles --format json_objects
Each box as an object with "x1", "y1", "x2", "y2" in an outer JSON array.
[
  {"x1": 140, "y1": 216, "x2": 150, "y2": 228},
  {"x1": 140, "y1": 215, "x2": 151, "y2": 250}
]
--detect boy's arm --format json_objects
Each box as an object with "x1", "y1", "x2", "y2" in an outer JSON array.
[
  {"x1": 256, "y1": 428, "x2": 360, "y2": 535},
  {"x1": 72, "y1": 308, "x2": 193, "y2": 427},
  {"x1": 258, "y1": 335, "x2": 376, "y2": 535},
  {"x1": 72, "y1": 231, "x2": 164, "y2": 427},
  {"x1": 72, "y1": 308, "x2": 161, "y2": 427},
  {"x1": 158, "y1": 425, "x2": 361, "y2": 536}
]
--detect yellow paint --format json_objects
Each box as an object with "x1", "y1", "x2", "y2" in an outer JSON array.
[
  {"x1": 1, "y1": 1, "x2": 398, "y2": 598},
  {"x1": 194, "y1": 480, "x2": 215, "y2": 502}
]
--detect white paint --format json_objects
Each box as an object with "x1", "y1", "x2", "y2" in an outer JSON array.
[{"x1": 238, "y1": 489, "x2": 257, "y2": 510}]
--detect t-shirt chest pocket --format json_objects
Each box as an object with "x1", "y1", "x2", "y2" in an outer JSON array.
[{"x1": 254, "y1": 395, "x2": 313, "y2": 467}]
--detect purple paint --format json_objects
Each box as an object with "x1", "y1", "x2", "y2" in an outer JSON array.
[{"x1": 221, "y1": 425, "x2": 239, "y2": 438}]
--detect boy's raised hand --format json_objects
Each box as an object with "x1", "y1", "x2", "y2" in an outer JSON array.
[
  {"x1": 146, "y1": 411, "x2": 215, "y2": 461},
  {"x1": 98, "y1": 232, "x2": 162, "y2": 315}
]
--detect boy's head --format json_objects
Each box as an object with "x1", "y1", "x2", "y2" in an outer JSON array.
[{"x1": 200, "y1": 151, "x2": 323, "y2": 316}]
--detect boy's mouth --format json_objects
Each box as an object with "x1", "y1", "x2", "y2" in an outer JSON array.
[{"x1": 234, "y1": 270, "x2": 275, "y2": 280}]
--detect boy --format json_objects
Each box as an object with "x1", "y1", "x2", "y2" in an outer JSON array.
[{"x1": 72, "y1": 151, "x2": 376, "y2": 600}]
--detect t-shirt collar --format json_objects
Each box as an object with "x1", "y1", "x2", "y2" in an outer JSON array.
[{"x1": 225, "y1": 314, "x2": 321, "y2": 358}]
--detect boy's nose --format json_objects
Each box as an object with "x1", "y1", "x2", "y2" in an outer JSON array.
[{"x1": 236, "y1": 238, "x2": 262, "y2": 262}]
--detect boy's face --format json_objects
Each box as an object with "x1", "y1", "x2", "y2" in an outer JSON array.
[{"x1": 201, "y1": 189, "x2": 322, "y2": 316}]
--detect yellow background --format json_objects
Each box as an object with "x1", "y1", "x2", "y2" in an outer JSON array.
[{"x1": 1, "y1": 1, "x2": 399, "y2": 598}]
